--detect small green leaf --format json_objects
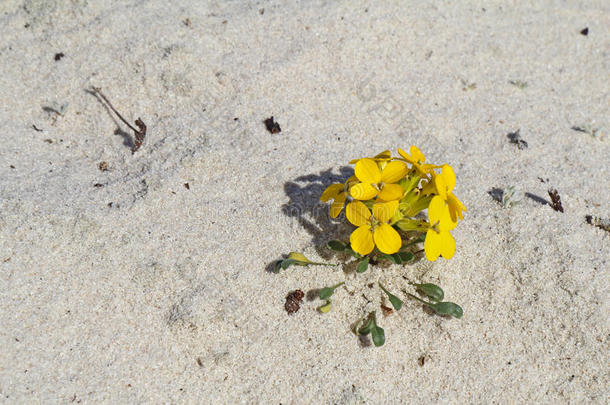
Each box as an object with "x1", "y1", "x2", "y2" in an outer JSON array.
[
  {"x1": 272, "y1": 260, "x2": 283, "y2": 273},
  {"x1": 326, "y1": 240, "x2": 346, "y2": 251},
  {"x1": 371, "y1": 325, "x2": 385, "y2": 347},
  {"x1": 318, "y1": 300, "x2": 332, "y2": 313},
  {"x1": 318, "y1": 282, "x2": 344, "y2": 300},
  {"x1": 381, "y1": 253, "x2": 399, "y2": 264},
  {"x1": 356, "y1": 257, "x2": 369, "y2": 273},
  {"x1": 357, "y1": 312, "x2": 375, "y2": 335},
  {"x1": 411, "y1": 283, "x2": 444, "y2": 302},
  {"x1": 280, "y1": 259, "x2": 299, "y2": 269},
  {"x1": 345, "y1": 244, "x2": 362, "y2": 258},
  {"x1": 405, "y1": 293, "x2": 463, "y2": 318},
  {"x1": 278, "y1": 252, "x2": 335, "y2": 269},
  {"x1": 287, "y1": 252, "x2": 313, "y2": 263},
  {"x1": 379, "y1": 284, "x2": 403, "y2": 310},
  {"x1": 431, "y1": 302, "x2": 463, "y2": 318},
  {"x1": 397, "y1": 251, "x2": 414, "y2": 263}
]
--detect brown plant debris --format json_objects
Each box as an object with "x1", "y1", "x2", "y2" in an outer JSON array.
[
  {"x1": 285, "y1": 289, "x2": 304, "y2": 314},
  {"x1": 548, "y1": 188, "x2": 564, "y2": 213},
  {"x1": 90, "y1": 87, "x2": 147, "y2": 154},
  {"x1": 264, "y1": 116, "x2": 281, "y2": 134},
  {"x1": 585, "y1": 215, "x2": 610, "y2": 233}
]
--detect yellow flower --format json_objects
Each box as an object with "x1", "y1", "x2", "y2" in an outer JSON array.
[
  {"x1": 349, "y1": 150, "x2": 392, "y2": 165},
  {"x1": 346, "y1": 200, "x2": 402, "y2": 255},
  {"x1": 349, "y1": 158, "x2": 407, "y2": 201},
  {"x1": 397, "y1": 146, "x2": 438, "y2": 175},
  {"x1": 432, "y1": 165, "x2": 467, "y2": 222},
  {"x1": 424, "y1": 196, "x2": 457, "y2": 261},
  {"x1": 320, "y1": 176, "x2": 358, "y2": 218}
]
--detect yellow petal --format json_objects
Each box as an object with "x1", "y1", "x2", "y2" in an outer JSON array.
[
  {"x1": 428, "y1": 196, "x2": 446, "y2": 225},
  {"x1": 344, "y1": 176, "x2": 358, "y2": 186},
  {"x1": 329, "y1": 192, "x2": 347, "y2": 218},
  {"x1": 354, "y1": 158, "x2": 382, "y2": 183},
  {"x1": 397, "y1": 147, "x2": 415, "y2": 164},
  {"x1": 373, "y1": 200, "x2": 399, "y2": 223},
  {"x1": 380, "y1": 161, "x2": 408, "y2": 183},
  {"x1": 377, "y1": 183, "x2": 404, "y2": 201},
  {"x1": 438, "y1": 231, "x2": 455, "y2": 259},
  {"x1": 350, "y1": 182, "x2": 379, "y2": 200},
  {"x1": 346, "y1": 201, "x2": 372, "y2": 227},
  {"x1": 320, "y1": 183, "x2": 344, "y2": 202},
  {"x1": 374, "y1": 150, "x2": 392, "y2": 160},
  {"x1": 447, "y1": 193, "x2": 467, "y2": 222},
  {"x1": 440, "y1": 165, "x2": 456, "y2": 193},
  {"x1": 410, "y1": 145, "x2": 425, "y2": 163},
  {"x1": 434, "y1": 175, "x2": 448, "y2": 200},
  {"x1": 424, "y1": 230, "x2": 441, "y2": 261},
  {"x1": 373, "y1": 223, "x2": 402, "y2": 254},
  {"x1": 429, "y1": 196, "x2": 456, "y2": 231},
  {"x1": 350, "y1": 225, "x2": 375, "y2": 255}
]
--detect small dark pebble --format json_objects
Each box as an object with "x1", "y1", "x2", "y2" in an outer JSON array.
[
  {"x1": 10, "y1": 165, "x2": 15, "y2": 169},
  {"x1": 93, "y1": 183, "x2": 104, "y2": 188},
  {"x1": 418, "y1": 355, "x2": 425, "y2": 367},
  {"x1": 184, "y1": 183, "x2": 190, "y2": 190},
  {"x1": 580, "y1": 27, "x2": 588, "y2": 36},
  {"x1": 98, "y1": 161, "x2": 108, "y2": 171},
  {"x1": 54, "y1": 52, "x2": 65, "y2": 61},
  {"x1": 285, "y1": 289, "x2": 304, "y2": 314},
  {"x1": 44, "y1": 139, "x2": 53, "y2": 143},
  {"x1": 264, "y1": 116, "x2": 281, "y2": 134}
]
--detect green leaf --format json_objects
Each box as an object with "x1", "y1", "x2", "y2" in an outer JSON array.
[
  {"x1": 280, "y1": 259, "x2": 299, "y2": 269},
  {"x1": 318, "y1": 282, "x2": 345, "y2": 300},
  {"x1": 411, "y1": 283, "x2": 444, "y2": 302},
  {"x1": 371, "y1": 325, "x2": 385, "y2": 347},
  {"x1": 357, "y1": 312, "x2": 375, "y2": 335},
  {"x1": 356, "y1": 257, "x2": 369, "y2": 273},
  {"x1": 431, "y1": 302, "x2": 463, "y2": 318},
  {"x1": 381, "y1": 253, "x2": 399, "y2": 264},
  {"x1": 345, "y1": 244, "x2": 362, "y2": 258},
  {"x1": 318, "y1": 300, "x2": 332, "y2": 313},
  {"x1": 277, "y1": 252, "x2": 335, "y2": 270},
  {"x1": 272, "y1": 260, "x2": 283, "y2": 273},
  {"x1": 397, "y1": 251, "x2": 414, "y2": 263},
  {"x1": 326, "y1": 240, "x2": 346, "y2": 252},
  {"x1": 379, "y1": 284, "x2": 403, "y2": 310},
  {"x1": 287, "y1": 252, "x2": 314, "y2": 263},
  {"x1": 405, "y1": 293, "x2": 463, "y2": 318}
]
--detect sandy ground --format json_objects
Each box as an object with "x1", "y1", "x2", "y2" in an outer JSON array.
[{"x1": 1, "y1": 1, "x2": 609, "y2": 403}]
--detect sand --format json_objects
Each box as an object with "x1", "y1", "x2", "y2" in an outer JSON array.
[{"x1": 0, "y1": 1, "x2": 608, "y2": 403}]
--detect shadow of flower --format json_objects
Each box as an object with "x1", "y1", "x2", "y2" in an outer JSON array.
[{"x1": 281, "y1": 166, "x2": 354, "y2": 258}]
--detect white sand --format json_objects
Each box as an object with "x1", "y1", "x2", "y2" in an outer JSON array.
[{"x1": 1, "y1": 1, "x2": 608, "y2": 403}]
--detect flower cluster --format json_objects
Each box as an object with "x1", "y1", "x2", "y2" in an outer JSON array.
[{"x1": 321, "y1": 147, "x2": 466, "y2": 261}]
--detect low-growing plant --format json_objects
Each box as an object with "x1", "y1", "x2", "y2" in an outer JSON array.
[{"x1": 275, "y1": 147, "x2": 467, "y2": 346}]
